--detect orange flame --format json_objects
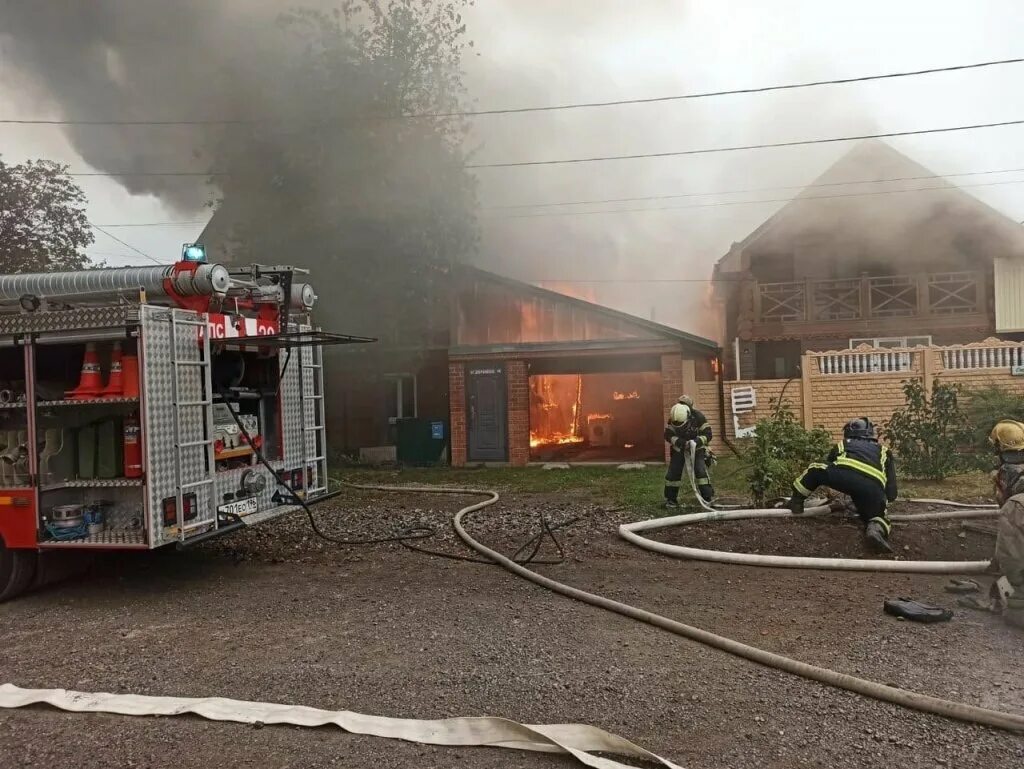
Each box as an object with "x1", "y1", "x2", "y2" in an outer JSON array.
[{"x1": 612, "y1": 391, "x2": 639, "y2": 400}]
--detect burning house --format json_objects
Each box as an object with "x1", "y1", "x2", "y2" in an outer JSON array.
[
  {"x1": 449, "y1": 267, "x2": 720, "y2": 465},
  {"x1": 193, "y1": 199, "x2": 721, "y2": 463}
]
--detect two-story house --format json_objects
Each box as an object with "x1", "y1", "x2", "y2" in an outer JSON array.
[{"x1": 714, "y1": 140, "x2": 1024, "y2": 380}]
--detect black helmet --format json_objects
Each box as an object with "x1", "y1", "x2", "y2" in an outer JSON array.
[{"x1": 843, "y1": 417, "x2": 877, "y2": 441}]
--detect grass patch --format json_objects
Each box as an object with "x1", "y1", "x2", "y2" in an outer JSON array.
[{"x1": 334, "y1": 454, "x2": 997, "y2": 510}]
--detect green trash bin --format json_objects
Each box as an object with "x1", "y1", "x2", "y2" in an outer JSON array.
[{"x1": 395, "y1": 419, "x2": 447, "y2": 465}]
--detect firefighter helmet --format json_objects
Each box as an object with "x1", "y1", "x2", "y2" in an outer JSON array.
[
  {"x1": 677, "y1": 394, "x2": 694, "y2": 408},
  {"x1": 990, "y1": 420, "x2": 1024, "y2": 451},
  {"x1": 843, "y1": 417, "x2": 877, "y2": 441},
  {"x1": 669, "y1": 403, "x2": 691, "y2": 425}
]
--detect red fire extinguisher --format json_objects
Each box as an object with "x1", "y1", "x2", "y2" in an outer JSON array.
[{"x1": 124, "y1": 412, "x2": 143, "y2": 478}]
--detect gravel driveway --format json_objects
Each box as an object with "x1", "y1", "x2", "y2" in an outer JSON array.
[{"x1": 1, "y1": 490, "x2": 1022, "y2": 768}]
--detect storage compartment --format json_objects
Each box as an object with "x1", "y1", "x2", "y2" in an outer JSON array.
[
  {"x1": 0, "y1": 346, "x2": 30, "y2": 487},
  {"x1": 34, "y1": 340, "x2": 141, "y2": 487},
  {"x1": 212, "y1": 348, "x2": 283, "y2": 470}
]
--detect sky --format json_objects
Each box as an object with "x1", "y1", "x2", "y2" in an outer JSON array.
[{"x1": 2, "y1": 1, "x2": 1024, "y2": 338}]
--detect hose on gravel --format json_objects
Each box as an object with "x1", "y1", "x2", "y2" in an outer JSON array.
[
  {"x1": 658, "y1": 442, "x2": 1000, "y2": 572},
  {"x1": 410, "y1": 485, "x2": 1024, "y2": 735}
]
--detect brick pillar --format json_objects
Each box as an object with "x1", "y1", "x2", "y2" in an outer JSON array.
[
  {"x1": 661, "y1": 353, "x2": 682, "y2": 462},
  {"x1": 448, "y1": 362, "x2": 467, "y2": 466},
  {"x1": 507, "y1": 359, "x2": 530, "y2": 466},
  {"x1": 800, "y1": 353, "x2": 814, "y2": 428}
]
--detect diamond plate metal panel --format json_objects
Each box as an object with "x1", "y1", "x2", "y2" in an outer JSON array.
[
  {"x1": 140, "y1": 306, "x2": 212, "y2": 547},
  {"x1": 0, "y1": 306, "x2": 139, "y2": 335},
  {"x1": 280, "y1": 326, "x2": 306, "y2": 466}
]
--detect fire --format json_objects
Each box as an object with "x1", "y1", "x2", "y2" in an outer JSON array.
[
  {"x1": 612, "y1": 391, "x2": 639, "y2": 400},
  {"x1": 529, "y1": 433, "x2": 584, "y2": 448},
  {"x1": 529, "y1": 374, "x2": 586, "y2": 448},
  {"x1": 587, "y1": 413, "x2": 612, "y2": 422}
]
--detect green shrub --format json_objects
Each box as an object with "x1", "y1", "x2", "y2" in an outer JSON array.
[
  {"x1": 746, "y1": 403, "x2": 833, "y2": 506},
  {"x1": 883, "y1": 380, "x2": 976, "y2": 480},
  {"x1": 964, "y1": 384, "x2": 1024, "y2": 450}
]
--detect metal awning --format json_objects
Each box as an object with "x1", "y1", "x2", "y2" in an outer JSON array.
[{"x1": 210, "y1": 330, "x2": 376, "y2": 350}]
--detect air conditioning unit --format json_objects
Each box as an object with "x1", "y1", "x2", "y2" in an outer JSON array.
[{"x1": 586, "y1": 415, "x2": 614, "y2": 447}]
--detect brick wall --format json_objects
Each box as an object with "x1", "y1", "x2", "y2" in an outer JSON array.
[
  {"x1": 507, "y1": 359, "x2": 530, "y2": 467},
  {"x1": 712, "y1": 342, "x2": 1024, "y2": 447},
  {"x1": 807, "y1": 373, "x2": 910, "y2": 438},
  {"x1": 448, "y1": 362, "x2": 467, "y2": 466},
  {"x1": 695, "y1": 379, "x2": 803, "y2": 452}
]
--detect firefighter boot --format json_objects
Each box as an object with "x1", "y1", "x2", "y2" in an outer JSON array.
[
  {"x1": 865, "y1": 518, "x2": 893, "y2": 554},
  {"x1": 787, "y1": 491, "x2": 806, "y2": 515}
]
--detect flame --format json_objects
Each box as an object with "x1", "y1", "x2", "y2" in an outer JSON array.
[
  {"x1": 530, "y1": 374, "x2": 587, "y2": 448},
  {"x1": 587, "y1": 413, "x2": 613, "y2": 422},
  {"x1": 529, "y1": 433, "x2": 584, "y2": 448},
  {"x1": 624, "y1": 443, "x2": 635, "y2": 449},
  {"x1": 612, "y1": 390, "x2": 639, "y2": 400}
]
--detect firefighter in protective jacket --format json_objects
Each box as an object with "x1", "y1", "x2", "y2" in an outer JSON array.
[
  {"x1": 988, "y1": 420, "x2": 1024, "y2": 628},
  {"x1": 663, "y1": 395, "x2": 714, "y2": 508},
  {"x1": 789, "y1": 417, "x2": 898, "y2": 552}
]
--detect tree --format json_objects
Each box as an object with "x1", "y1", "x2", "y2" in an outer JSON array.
[
  {"x1": 0, "y1": 157, "x2": 94, "y2": 273},
  {"x1": 209, "y1": 0, "x2": 477, "y2": 339}
]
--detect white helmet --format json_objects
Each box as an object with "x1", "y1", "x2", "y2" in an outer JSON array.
[{"x1": 669, "y1": 403, "x2": 691, "y2": 425}]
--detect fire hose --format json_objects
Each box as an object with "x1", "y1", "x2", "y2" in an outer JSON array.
[
  {"x1": 3, "y1": 483, "x2": 1022, "y2": 762},
  {"x1": 279, "y1": 482, "x2": 1024, "y2": 735},
  {"x1": 624, "y1": 441, "x2": 1002, "y2": 572}
]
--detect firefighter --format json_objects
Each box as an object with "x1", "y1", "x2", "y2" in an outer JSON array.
[
  {"x1": 988, "y1": 420, "x2": 1024, "y2": 628},
  {"x1": 663, "y1": 395, "x2": 714, "y2": 508},
  {"x1": 788, "y1": 417, "x2": 898, "y2": 553}
]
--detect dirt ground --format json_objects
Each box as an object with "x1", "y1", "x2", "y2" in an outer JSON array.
[{"x1": 1, "y1": 490, "x2": 1022, "y2": 769}]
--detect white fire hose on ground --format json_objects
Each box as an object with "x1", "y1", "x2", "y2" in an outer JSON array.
[
  {"x1": 3, "y1": 482, "x2": 1022, "y2": 764},
  {"x1": 644, "y1": 441, "x2": 1002, "y2": 573}
]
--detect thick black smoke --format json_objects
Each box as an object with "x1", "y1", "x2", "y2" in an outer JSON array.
[{"x1": 0, "y1": 1, "x2": 297, "y2": 211}]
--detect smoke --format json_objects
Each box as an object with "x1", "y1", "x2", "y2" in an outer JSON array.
[
  {"x1": 2, "y1": 2, "x2": 1005, "y2": 342},
  {"x1": 0, "y1": 1, "x2": 300, "y2": 212}
]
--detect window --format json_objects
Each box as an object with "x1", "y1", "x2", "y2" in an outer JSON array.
[
  {"x1": 850, "y1": 336, "x2": 932, "y2": 349},
  {"x1": 384, "y1": 374, "x2": 417, "y2": 424}
]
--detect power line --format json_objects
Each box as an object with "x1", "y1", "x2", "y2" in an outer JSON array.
[
  {"x1": 483, "y1": 166, "x2": 1024, "y2": 210},
  {"x1": 9, "y1": 119, "x2": 1024, "y2": 180},
  {"x1": 91, "y1": 220, "x2": 208, "y2": 227},
  {"x1": 466, "y1": 118, "x2": 1024, "y2": 169},
  {"x1": 90, "y1": 223, "x2": 163, "y2": 265},
  {"x1": 2, "y1": 56, "x2": 1022, "y2": 125},
  {"x1": 483, "y1": 178, "x2": 1024, "y2": 221},
  {"x1": 416, "y1": 57, "x2": 1024, "y2": 118}
]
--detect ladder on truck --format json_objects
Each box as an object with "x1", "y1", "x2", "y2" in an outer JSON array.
[
  {"x1": 168, "y1": 308, "x2": 217, "y2": 539},
  {"x1": 299, "y1": 341, "x2": 328, "y2": 498}
]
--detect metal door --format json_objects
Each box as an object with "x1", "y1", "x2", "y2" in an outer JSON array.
[{"x1": 467, "y1": 364, "x2": 507, "y2": 462}]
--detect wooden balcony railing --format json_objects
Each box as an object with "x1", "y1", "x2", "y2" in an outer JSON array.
[{"x1": 753, "y1": 270, "x2": 983, "y2": 323}]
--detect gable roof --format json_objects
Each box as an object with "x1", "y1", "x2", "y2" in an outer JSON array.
[
  {"x1": 457, "y1": 264, "x2": 719, "y2": 353},
  {"x1": 716, "y1": 139, "x2": 1024, "y2": 273}
]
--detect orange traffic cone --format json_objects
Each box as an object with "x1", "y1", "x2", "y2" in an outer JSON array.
[
  {"x1": 102, "y1": 342, "x2": 124, "y2": 397},
  {"x1": 121, "y1": 354, "x2": 140, "y2": 399},
  {"x1": 66, "y1": 343, "x2": 103, "y2": 400}
]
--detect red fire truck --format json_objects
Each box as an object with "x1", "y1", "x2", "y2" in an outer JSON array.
[{"x1": 0, "y1": 251, "x2": 369, "y2": 601}]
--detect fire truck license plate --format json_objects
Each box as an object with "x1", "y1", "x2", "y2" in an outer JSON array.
[{"x1": 218, "y1": 498, "x2": 258, "y2": 517}]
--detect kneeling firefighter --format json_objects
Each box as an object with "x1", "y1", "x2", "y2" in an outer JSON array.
[
  {"x1": 663, "y1": 395, "x2": 715, "y2": 508},
  {"x1": 988, "y1": 420, "x2": 1024, "y2": 629},
  {"x1": 789, "y1": 417, "x2": 898, "y2": 553}
]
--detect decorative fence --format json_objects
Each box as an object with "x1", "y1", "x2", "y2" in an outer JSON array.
[
  {"x1": 704, "y1": 340, "x2": 1024, "y2": 449},
  {"x1": 940, "y1": 343, "x2": 1024, "y2": 371}
]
